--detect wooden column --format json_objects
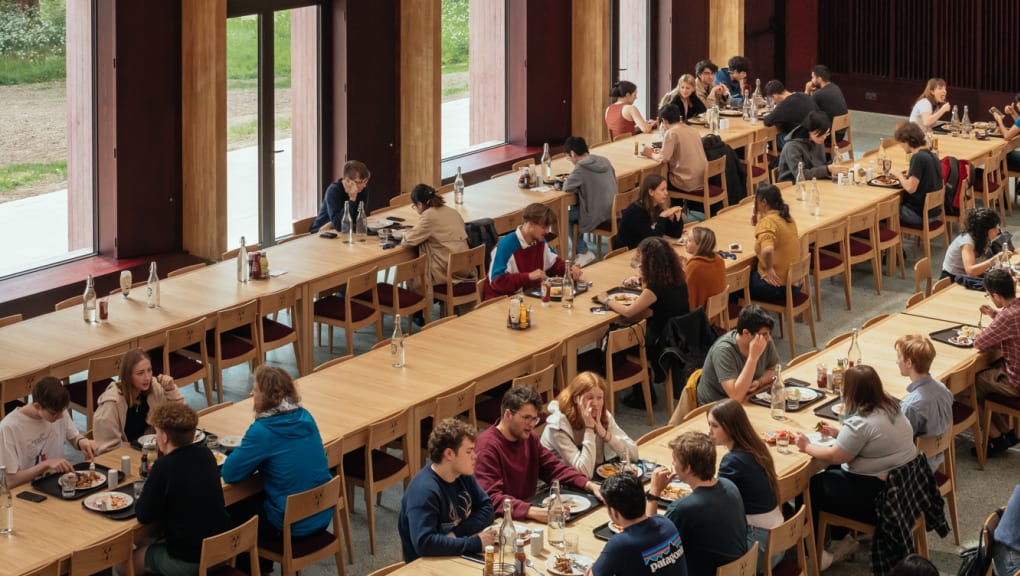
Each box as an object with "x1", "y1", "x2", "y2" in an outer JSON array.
[
  {"x1": 399, "y1": 0, "x2": 441, "y2": 189},
  {"x1": 181, "y1": 0, "x2": 226, "y2": 260},
  {"x1": 66, "y1": 0, "x2": 93, "y2": 252},
  {"x1": 291, "y1": 6, "x2": 320, "y2": 222},
  {"x1": 571, "y1": 0, "x2": 610, "y2": 145},
  {"x1": 468, "y1": 0, "x2": 506, "y2": 147},
  {"x1": 709, "y1": 0, "x2": 744, "y2": 66}
]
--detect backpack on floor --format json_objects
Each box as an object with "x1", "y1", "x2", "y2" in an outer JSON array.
[{"x1": 957, "y1": 507, "x2": 1003, "y2": 576}]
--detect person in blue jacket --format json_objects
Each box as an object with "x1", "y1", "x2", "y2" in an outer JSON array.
[
  {"x1": 398, "y1": 417, "x2": 496, "y2": 562},
  {"x1": 222, "y1": 366, "x2": 333, "y2": 569}
]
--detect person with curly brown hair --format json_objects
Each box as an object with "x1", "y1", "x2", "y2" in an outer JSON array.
[{"x1": 940, "y1": 207, "x2": 1004, "y2": 281}]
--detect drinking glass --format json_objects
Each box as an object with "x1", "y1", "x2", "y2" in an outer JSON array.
[
  {"x1": 59, "y1": 473, "x2": 77, "y2": 498},
  {"x1": 133, "y1": 480, "x2": 146, "y2": 498},
  {"x1": 563, "y1": 532, "x2": 580, "y2": 555},
  {"x1": 120, "y1": 270, "x2": 132, "y2": 298},
  {"x1": 377, "y1": 228, "x2": 391, "y2": 246},
  {"x1": 776, "y1": 432, "x2": 790, "y2": 454}
]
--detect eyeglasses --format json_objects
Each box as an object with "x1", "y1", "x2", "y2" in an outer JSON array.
[
  {"x1": 514, "y1": 411, "x2": 539, "y2": 424},
  {"x1": 346, "y1": 177, "x2": 370, "y2": 186}
]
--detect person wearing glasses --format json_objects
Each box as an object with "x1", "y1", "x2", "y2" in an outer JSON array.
[
  {"x1": 0, "y1": 376, "x2": 98, "y2": 487},
  {"x1": 776, "y1": 111, "x2": 834, "y2": 183},
  {"x1": 694, "y1": 59, "x2": 731, "y2": 110},
  {"x1": 309, "y1": 160, "x2": 371, "y2": 233},
  {"x1": 474, "y1": 386, "x2": 602, "y2": 521}
]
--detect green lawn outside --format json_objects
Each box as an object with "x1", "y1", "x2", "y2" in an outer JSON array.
[
  {"x1": 0, "y1": 161, "x2": 68, "y2": 194},
  {"x1": 226, "y1": 12, "x2": 291, "y2": 85}
]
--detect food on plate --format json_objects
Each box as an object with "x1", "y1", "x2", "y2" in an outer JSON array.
[
  {"x1": 212, "y1": 451, "x2": 227, "y2": 466},
  {"x1": 761, "y1": 430, "x2": 794, "y2": 445},
  {"x1": 76, "y1": 470, "x2": 103, "y2": 489},
  {"x1": 873, "y1": 175, "x2": 899, "y2": 185},
  {"x1": 554, "y1": 555, "x2": 573, "y2": 574},
  {"x1": 786, "y1": 388, "x2": 801, "y2": 401},
  {"x1": 99, "y1": 493, "x2": 130, "y2": 511},
  {"x1": 550, "y1": 286, "x2": 563, "y2": 297},
  {"x1": 610, "y1": 293, "x2": 638, "y2": 305},
  {"x1": 659, "y1": 482, "x2": 692, "y2": 501},
  {"x1": 597, "y1": 463, "x2": 620, "y2": 478},
  {"x1": 609, "y1": 521, "x2": 624, "y2": 533},
  {"x1": 832, "y1": 403, "x2": 844, "y2": 415},
  {"x1": 814, "y1": 421, "x2": 827, "y2": 432},
  {"x1": 543, "y1": 497, "x2": 579, "y2": 510},
  {"x1": 728, "y1": 243, "x2": 742, "y2": 252}
]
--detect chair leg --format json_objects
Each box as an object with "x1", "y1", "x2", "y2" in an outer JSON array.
[
  {"x1": 805, "y1": 303, "x2": 817, "y2": 350},
  {"x1": 816, "y1": 516, "x2": 829, "y2": 560},
  {"x1": 814, "y1": 276, "x2": 823, "y2": 321},
  {"x1": 786, "y1": 309, "x2": 797, "y2": 357},
  {"x1": 947, "y1": 487, "x2": 960, "y2": 545},
  {"x1": 971, "y1": 420, "x2": 986, "y2": 470},
  {"x1": 664, "y1": 369, "x2": 675, "y2": 426},
  {"x1": 641, "y1": 379, "x2": 654, "y2": 426},
  {"x1": 344, "y1": 326, "x2": 354, "y2": 356},
  {"x1": 365, "y1": 485, "x2": 377, "y2": 555},
  {"x1": 342, "y1": 505, "x2": 355, "y2": 563}
]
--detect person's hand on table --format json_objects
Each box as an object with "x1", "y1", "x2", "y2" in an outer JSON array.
[
  {"x1": 477, "y1": 527, "x2": 497, "y2": 548},
  {"x1": 648, "y1": 466, "x2": 675, "y2": 497},
  {"x1": 595, "y1": 291, "x2": 609, "y2": 305},
  {"x1": 622, "y1": 275, "x2": 641, "y2": 289},
  {"x1": 528, "y1": 269, "x2": 547, "y2": 282},
  {"x1": 78, "y1": 438, "x2": 98, "y2": 460},
  {"x1": 319, "y1": 222, "x2": 335, "y2": 232},
  {"x1": 586, "y1": 481, "x2": 603, "y2": 502},
  {"x1": 569, "y1": 264, "x2": 583, "y2": 281},
  {"x1": 762, "y1": 267, "x2": 783, "y2": 287},
  {"x1": 44, "y1": 458, "x2": 75, "y2": 475},
  {"x1": 526, "y1": 505, "x2": 550, "y2": 523}
]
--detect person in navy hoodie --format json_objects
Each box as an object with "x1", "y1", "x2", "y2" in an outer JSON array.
[
  {"x1": 222, "y1": 366, "x2": 333, "y2": 572},
  {"x1": 398, "y1": 417, "x2": 496, "y2": 562}
]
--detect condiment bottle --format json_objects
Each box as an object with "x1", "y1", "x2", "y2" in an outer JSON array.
[
  {"x1": 519, "y1": 300, "x2": 529, "y2": 329},
  {"x1": 483, "y1": 545, "x2": 495, "y2": 576},
  {"x1": 454, "y1": 167, "x2": 465, "y2": 205},
  {"x1": 514, "y1": 538, "x2": 527, "y2": 575},
  {"x1": 146, "y1": 262, "x2": 160, "y2": 309}
]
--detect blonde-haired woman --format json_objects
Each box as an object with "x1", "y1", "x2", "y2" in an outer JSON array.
[
  {"x1": 660, "y1": 74, "x2": 707, "y2": 121},
  {"x1": 541, "y1": 371, "x2": 639, "y2": 478},
  {"x1": 94, "y1": 348, "x2": 183, "y2": 454}
]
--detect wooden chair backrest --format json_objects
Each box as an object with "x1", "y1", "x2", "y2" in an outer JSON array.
[
  {"x1": 746, "y1": 138, "x2": 768, "y2": 169},
  {"x1": 492, "y1": 211, "x2": 524, "y2": 236},
  {"x1": 217, "y1": 299, "x2": 260, "y2": 334},
  {"x1": 420, "y1": 315, "x2": 458, "y2": 331},
  {"x1": 1, "y1": 369, "x2": 49, "y2": 414},
  {"x1": 165, "y1": 316, "x2": 208, "y2": 353},
  {"x1": 0, "y1": 313, "x2": 23, "y2": 328},
  {"x1": 705, "y1": 287, "x2": 728, "y2": 326},
  {"x1": 197, "y1": 401, "x2": 234, "y2": 418},
  {"x1": 512, "y1": 363, "x2": 557, "y2": 404},
  {"x1": 367, "y1": 562, "x2": 407, "y2": 576},
  {"x1": 199, "y1": 515, "x2": 259, "y2": 576},
  {"x1": 788, "y1": 253, "x2": 812, "y2": 286},
  {"x1": 346, "y1": 267, "x2": 379, "y2": 298},
  {"x1": 389, "y1": 194, "x2": 412, "y2": 208},
  {"x1": 370, "y1": 338, "x2": 392, "y2": 351},
  {"x1": 260, "y1": 285, "x2": 299, "y2": 317},
  {"x1": 617, "y1": 171, "x2": 641, "y2": 194},
  {"x1": 167, "y1": 262, "x2": 206, "y2": 278},
  {"x1": 944, "y1": 355, "x2": 979, "y2": 396},
  {"x1": 847, "y1": 207, "x2": 876, "y2": 237},
  {"x1": 369, "y1": 408, "x2": 410, "y2": 449},
  {"x1": 814, "y1": 219, "x2": 848, "y2": 253},
  {"x1": 767, "y1": 505, "x2": 809, "y2": 569},
  {"x1": 726, "y1": 265, "x2": 752, "y2": 303},
  {"x1": 862, "y1": 314, "x2": 889, "y2": 328},
  {"x1": 876, "y1": 196, "x2": 901, "y2": 230},
  {"x1": 511, "y1": 158, "x2": 535, "y2": 171},
  {"x1": 914, "y1": 257, "x2": 932, "y2": 296},
  {"x1": 531, "y1": 341, "x2": 563, "y2": 376},
  {"x1": 916, "y1": 430, "x2": 953, "y2": 463},
  {"x1": 70, "y1": 528, "x2": 135, "y2": 576},
  {"x1": 55, "y1": 295, "x2": 83, "y2": 311},
  {"x1": 906, "y1": 292, "x2": 925, "y2": 308},
  {"x1": 314, "y1": 354, "x2": 354, "y2": 372},
  {"x1": 292, "y1": 216, "x2": 316, "y2": 236},
  {"x1": 448, "y1": 245, "x2": 486, "y2": 281},
  {"x1": 222, "y1": 243, "x2": 260, "y2": 261},
  {"x1": 604, "y1": 246, "x2": 628, "y2": 260},
  {"x1": 716, "y1": 542, "x2": 758, "y2": 576},
  {"x1": 436, "y1": 183, "x2": 455, "y2": 195},
  {"x1": 282, "y1": 475, "x2": 342, "y2": 530},
  {"x1": 787, "y1": 350, "x2": 816, "y2": 369},
  {"x1": 392, "y1": 253, "x2": 429, "y2": 286},
  {"x1": 88, "y1": 353, "x2": 123, "y2": 387},
  {"x1": 777, "y1": 460, "x2": 814, "y2": 503},
  {"x1": 825, "y1": 331, "x2": 852, "y2": 348},
  {"x1": 608, "y1": 319, "x2": 646, "y2": 353},
  {"x1": 434, "y1": 381, "x2": 478, "y2": 425},
  {"x1": 705, "y1": 156, "x2": 728, "y2": 190},
  {"x1": 932, "y1": 276, "x2": 953, "y2": 294}
]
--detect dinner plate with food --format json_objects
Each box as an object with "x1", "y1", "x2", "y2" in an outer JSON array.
[
  {"x1": 607, "y1": 520, "x2": 625, "y2": 534},
  {"x1": 760, "y1": 430, "x2": 795, "y2": 445},
  {"x1": 542, "y1": 493, "x2": 592, "y2": 515},
  {"x1": 74, "y1": 469, "x2": 106, "y2": 490},
  {"x1": 83, "y1": 491, "x2": 134, "y2": 512},
  {"x1": 545, "y1": 554, "x2": 594, "y2": 576},
  {"x1": 219, "y1": 436, "x2": 243, "y2": 449},
  {"x1": 719, "y1": 109, "x2": 743, "y2": 117},
  {"x1": 606, "y1": 292, "x2": 639, "y2": 305},
  {"x1": 595, "y1": 461, "x2": 644, "y2": 480},
  {"x1": 948, "y1": 336, "x2": 974, "y2": 346},
  {"x1": 807, "y1": 432, "x2": 837, "y2": 446},
  {"x1": 831, "y1": 402, "x2": 844, "y2": 415},
  {"x1": 868, "y1": 175, "x2": 902, "y2": 188},
  {"x1": 755, "y1": 386, "x2": 819, "y2": 404},
  {"x1": 657, "y1": 481, "x2": 692, "y2": 503},
  {"x1": 211, "y1": 451, "x2": 228, "y2": 466}
]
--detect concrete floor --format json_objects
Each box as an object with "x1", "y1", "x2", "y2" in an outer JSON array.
[{"x1": 63, "y1": 111, "x2": 1019, "y2": 576}]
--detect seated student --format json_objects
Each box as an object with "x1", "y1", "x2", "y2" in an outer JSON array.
[
  {"x1": 222, "y1": 366, "x2": 333, "y2": 559},
  {"x1": 751, "y1": 184, "x2": 801, "y2": 301},
  {"x1": 398, "y1": 417, "x2": 496, "y2": 563},
  {"x1": 309, "y1": 160, "x2": 371, "y2": 233},
  {"x1": 992, "y1": 93, "x2": 1020, "y2": 172},
  {"x1": 134, "y1": 403, "x2": 231, "y2": 576},
  {"x1": 895, "y1": 334, "x2": 953, "y2": 471},
  {"x1": 695, "y1": 304, "x2": 779, "y2": 406},
  {"x1": 776, "y1": 111, "x2": 834, "y2": 183},
  {"x1": 909, "y1": 78, "x2": 951, "y2": 130},
  {"x1": 941, "y1": 207, "x2": 1003, "y2": 282},
  {"x1": 94, "y1": 348, "x2": 183, "y2": 454},
  {"x1": 484, "y1": 203, "x2": 582, "y2": 300},
  {"x1": 762, "y1": 79, "x2": 819, "y2": 148},
  {"x1": 648, "y1": 431, "x2": 747, "y2": 576},
  {"x1": 474, "y1": 386, "x2": 601, "y2": 521},
  {"x1": 714, "y1": 56, "x2": 751, "y2": 105},
  {"x1": 0, "y1": 376, "x2": 97, "y2": 487},
  {"x1": 893, "y1": 121, "x2": 943, "y2": 227},
  {"x1": 659, "y1": 74, "x2": 707, "y2": 121},
  {"x1": 694, "y1": 59, "x2": 731, "y2": 109},
  {"x1": 641, "y1": 105, "x2": 708, "y2": 198},
  {"x1": 591, "y1": 472, "x2": 688, "y2": 576},
  {"x1": 804, "y1": 65, "x2": 849, "y2": 126},
  {"x1": 707, "y1": 400, "x2": 783, "y2": 569},
  {"x1": 993, "y1": 482, "x2": 1020, "y2": 576},
  {"x1": 540, "y1": 372, "x2": 638, "y2": 479},
  {"x1": 617, "y1": 173, "x2": 684, "y2": 251},
  {"x1": 680, "y1": 227, "x2": 727, "y2": 311},
  {"x1": 605, "y1": 80, "x2": 658, "y2": 139},
  {"x1": 562, "y1": 135, "x2": 618, "y2": 268},
  {"x1": 974, "y1": 269, "x2": 1020, "y2": 455}
]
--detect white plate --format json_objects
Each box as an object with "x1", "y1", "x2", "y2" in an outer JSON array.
[
  {"x1": 83, "y1": 491, "x2": 134, "y2": 512},
  {"x1": 595, "y1": 461, "x2": 644, "y2": 480},
  {"x1": 193, "y1": 429, "x2": 206, "y2": 444},
  {"x1": 832, "y1": 403, "x2": 844, "y2": 415},
  {"x1": 807, "y1": 432, "x2": 837, "y2": 447},
  {"x1": 607, "y1": 520, "x2": 624, "y2": 534},
  {"x1": 542, "y1": 493, "x2": 592, "y2": 515},
  {"x1": 948, "y1": 336, "x2": 974, "y2": 346},
  {"x1": 786, "y1": 387, "x2": 820, "y2": 402},
  {"x1": 490, "y1": 522, "x2": 534, "y2": 541},
  {"x1": 658, "y1": 480, "x2": 692, "y2": 502},
  {"x1": 219, "y1": 436, "x2": 243, "y2": 449},
  {"x1": 137, "y1": 433, "x2": 156, "y2": 446},
  {"x1": 545, "y1": 554, "x2": 594, "y2": 576},
  {"x1": 606, "y1": 292, "x2": 639, "y2": 305},
  {"x1": 74, "y1": 470, "x2": 107, "y2": 490},
  {"x1": 367, "y1": 218, "x2": 391, "y2": 229}
]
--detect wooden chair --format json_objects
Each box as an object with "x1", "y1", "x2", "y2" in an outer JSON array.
[
  {"x1": 982, "y1": 392, "x2": 1020, "y2": 469},
  {"x1": 944, "y1": 356, "x2": 985, "y2": 470},
  {"x1": 899, "y1": 188, "x2": 949, "y2": 266},
  {"x1": 670, "y1": 156, "x2": 728, "y2": 216},
  {"x1": 434, "y1": 245, "x2": 485, "y2": 317},
  {"x1": 314, "y1": 267, "x2": 383, "y2": 355},
  {"x1": 825, "y1": 331, "x2": 852, "y2": 348},
  {"x1": 681, "y1": 401, "x2": 713, "y2": 424},
  {"x1": 511, "y1": 158, "x2": 534, "y2": 171},
  {"x1": 745, "y1": 138, "x2": 770, "y2": 199},
  {"x1": 532, "y1": 341, "x2": 566, "y2": 393},
  {"x1": 945, "y1": 172, "x2": 975, "y2": 237},
  {"x1": 22, "y1": 560, "x2": 59, "y2": 576},
  {"x1": 752, "y1": 254, "x2": 816, "y2": 357},
  {"x1": 107, "y1": 280, "x2": 146, "y2": 297},
  {"x1": 492, "y1": 211, "x2": 523, "y2": 236},
  {"x1": 787, "y1": 350, "x2": 816, "y2": 369},
  {"x1": 314, "y1": 354, "x2": 354, "y2": 372},
  {"x1": 847, "y1": 207, "x2": 882, "y2": 295},
  {"x1": 828, "y1": 112, "x2": 854, "y2": 161},
  {"x1": 292, "y1": 216, "x2": 316, "y2": 236},
  {"x1": 905, "y1": 292, "x2": 925, "y2": 308},
  {"x1": 207, "y1": 299, "x2": 262, "y2": 403},
  {"x1": 705, "y1": 287, "x2": 728, "y2": 330},
  {"x1": 817, "y1": 498, "x2": 928, "y2": 565},
  {"x1": 913, "y1": 257, "x2": 932, "y2": 297},
  {"x1": 323, "y1": 437, "x2": 356, "y2": 565},
  {"x1": 367, "y1": 563, "x2": 406, "y2": 576},
  {"x1": 278, "y1": 232, "x2": 309, "y2": 244},
  {"x1": 70, "y1": 528, "x2": 135, "y2": 576},
  {"x1": 636, "y1": 425, "x2": 674, "y2": 445},
  {"x1": 199, "y1": 515, "x2": 259, "y2": 576},
  {"x1": 256, "y1": 286, "x2": 302, "y2": 374},
  {"x1": 342, "y1": 409, "x2": 411, "y2": 554},
  {"x1": 0, "y1": 313, "x2": 22, "y2": 328},
  {"x1": 419, "y1": 315, "x2": 458, "y2": 331},
  {"x1": 932, "y1": 276, "x2": 953, "y2": 294},
  {"x1": 490, "y1": 170, "x2": 515, "y2": 180},
  {"x1": 258, "y1": 475, "x2": 347, "y2": 576},
  {"x1": 197, "y1": 401, "x2": 234, "y2": 418},
  {"x1": 371, "y1": 253, "x2": 429, "y2": 335},
  {"x1": 979, "y1": 509, "x2": 1003, "y2": 576},
  {"x1": 578, "y1": 319, "x2": 654, "y2": 425},
  {"x1": 68, "y1": 353, "x2": 122, "y2": 430},
  {"x1": 436, "y1": 183, "x2": 455, "y2": 195},
  {"x1": 725, "y1": 265, "x2": 752, "y2": 330},
  {"x1": 775, "y1": 461, "x2": 819, "y2": 576},
  {"x1": 1, "y1": 369, "x2": 48, "y2": 418},
  {"x1": 163, "y1": 316, "x2": 214, "y2": 406},
  {"x1": 604, "y1": 246, "x2": 628, "y2": 260},
  {"x1": 975, "y1": 148, "x2": 1008, "y2": 217},
  {"x1": 810, "y1": 219, "x2": 851, "y2": 321},
  {"x1": 875, "y1": 196, "x2": 906, "y2": 279},
  {"x1": 389, "y1": 194, "x2": 412, "y2": 208},
  {"x1": 916, "y1": 430, "x2": 960, "y2": 545},
  {"x1": 716, "y1": 542, "x2": 758, "y2": 576},
  {"x1": 435, "y1": 381, "x2": 478, "y2": 428},
  {"x1": 54, "y1": 294, "x2": 83, "y2": 311},
  {"x1": 861, "y1": 314, "x2": 888, "y2": 329},
  {"x1": 764, "y1": 505, "x2": 811, "y2": 576},
  {"x1": 667, "y1": 369, "x2": 703, "y2": 426},
  {"x1": 590, "y1": 187, "x2": 640, "y2": 257},
  {"x1": 222, "y1": 242, "x2": 260, "y2": 261},
  {"x1": 761, "y1": 125, "x2": 780, "y2": 173},
  {"x1": 167, "y1": 262, "x2": 206, "y2": 278}
]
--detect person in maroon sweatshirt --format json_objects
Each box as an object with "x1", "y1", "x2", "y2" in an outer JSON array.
[{"x1": 474, "y1": 385, "x2": 602, "y2": 521}]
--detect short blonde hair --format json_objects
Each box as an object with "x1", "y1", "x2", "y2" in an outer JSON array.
[{"x1": 895, "y1": 334, "x2": 935, "y2": 374}]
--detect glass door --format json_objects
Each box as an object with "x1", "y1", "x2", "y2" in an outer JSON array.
[{"x1": 612, "y1": 0, "x2": 651, "y2": 115}]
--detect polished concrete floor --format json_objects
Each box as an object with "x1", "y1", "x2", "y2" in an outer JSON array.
[{"x1": 66, "y1": 111, "x2": 1019, "y2": 576}]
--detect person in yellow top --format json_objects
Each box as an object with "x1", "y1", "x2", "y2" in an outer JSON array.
[{"x1": 750, "y1": 184, "x2": 800, "y2": 300}]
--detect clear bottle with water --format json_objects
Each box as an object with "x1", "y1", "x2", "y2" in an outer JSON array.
[
  {"x1": 454, "y1": 167, "x2": 465, "y2": 205},
  {"x1": 561, "y1": 262, "x2": 574, "y2": 309},
  {"x1": 547, "y1": 480, "x2": 566, "y2": 547},
  {"x1": 355, "y1": 201, "x2": 368, "y2": 241},
  {"x1": 83, "y1": 274, "x2": 97, "y2": 323},
  {"x1": 795, "y1": 161, "x2": 806, "y2": 201},
  {"x1": 237, "y1": 236, "x2": 249, "y2": 283},
  {"x1": 391, "y1": 314, "x2": 405, "y2": 368},
  {"x1": 770, "y1": 367, "x2": 786, "y2": 421},
  {"x1": 146, "y1": 262, "x2": 160, "y2": 309},
  {"x1": 0, "y1": 465, "x2": 12, "y2": 534},
  {"x1": 341, "y1": 201, "x2": 353, "y2": 243},
  {"x1": 961, "y1": 106, "x2": 972, "y2": 139},
  {"x1": 950, "y1": 105, "x2": 960, "y2": 132},
  {"x1": 541, "y1": 143, "x2": 552, "y2": 180},
  {"x1": 847, "y1": 328, "x2": 863, "y2": 367},
  {"x1": 498, "y1": 498, "x2": 517, "y2": 568}
]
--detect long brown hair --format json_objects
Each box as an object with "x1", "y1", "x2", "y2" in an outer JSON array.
[
  {"x1": 638, "y1": 237, "x2": 685, "y2": 287},
  {"x1": 556, "y1": 371, "x2": 609, "y2": 430},
  {"x1": 688, "y1": 227, "x2": 717, "y2": 258},
  {"x1": 639, "y1": 173, "x2": 667, "y2": 221},
  {"x1": 916, "y1": 78, "x2": 947, "y2": 110},
  {"x1": 253, "y1": 366, "x2": 301, "y2": 413},
  {"x1": 708, "y1": 399, "x2": 780, "y2": 499},
  {"x1": 843, "y1": 365, "x2": 900, "y2": 418},
  {"x1": 118, "y1": 348, "x2": 150, "y2": 408}
]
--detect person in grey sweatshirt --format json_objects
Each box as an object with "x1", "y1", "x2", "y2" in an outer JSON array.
[
  {"x1": 776, "y1": 111, "x2": 835, "y2": 183},
  {"x1": 563, "y1": 136, "x2": 617, "y2": 267}
]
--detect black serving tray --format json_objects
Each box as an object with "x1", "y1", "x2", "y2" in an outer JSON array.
[
  {"x1": 32, "y1": 461, "x2": 111, "y2": 500},
  {"x1": 748, "y1": 379, "x2": 829, "y2": 412}
]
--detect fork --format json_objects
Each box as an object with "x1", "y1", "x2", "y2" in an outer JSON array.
[{"x1": 978, "y1": 310, "x2": 984, "y2": 330}]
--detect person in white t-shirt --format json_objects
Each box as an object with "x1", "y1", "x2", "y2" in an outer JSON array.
[{"x1": 0, "y1": 376, "x2": 97, "y2": 487}]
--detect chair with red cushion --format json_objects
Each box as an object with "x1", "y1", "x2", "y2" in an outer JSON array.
[
  {"x1": 68, "y1": 352, "x2": 124, "y2": 430},
  {"x1": 162, "y1": 316, "x2": 214, "y2": 406},
  {"x1": 847, "y1": 206, "x2": 882, "y2": 296},
  {"x1": 875, "y1": 196, "x2": 906, "y2": 279},
  {"x1": 944, "y1": 356, "x2": 985, "y2": 470},
  {"x1": 199, "y1": 515, "x2": 260, "y2": 576},
  {"x1": 258, "y1": 476, "x2": 347, "y2": 576},
  {"x1": 916, "y1": 430, "x2": 960, "y2": 544},
  {"x1": 899, "y1": 188, "x2": 949, "y2": 269},
  {"x1": 974, "y1": 148, "x2": 1009, "y2": 218},
  {"x1": 434, "y1": 245, "x2": 484, "y2": 316},
  {"x1": 751, "y1": 253, "x2": 817, "y2": 357},
  {"x1": 983, "y1": 392, "x2": 1020, "y2": 472},
  {"x1": 369, "y1": 253, "x2": 429, "y2": 335},
  {"x1": 577, "y1": 319, "x2": 654, "y2": 425},
  {"x1": 206, "y1": 299, "x2": 262, "y2": 403},
  {"x1": 314, "y1": 267, "x2": 383, "y2": 355},
  {"x1": 744, "y1": 138, "x2": 770, "y2": 199},
  {"x1": 254, "y1": 286, "x2": 302, "y2": 374},
  {"x1": 828, "y1": 112, "x2": 854, "y2": 162},
  {"x1": 669, "y1": 156, "x2": 728, "y2": 217},
  {"x1": 811, "y1": 219, "x2": 851, "y2": 321}
]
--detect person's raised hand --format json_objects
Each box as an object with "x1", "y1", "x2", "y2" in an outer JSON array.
[
  {"x1": 749, "y1": 333, "x2": 769, "y2": 358},
  {"x1": 577, "y1": 396, "x2": 597, "y2": 429}
]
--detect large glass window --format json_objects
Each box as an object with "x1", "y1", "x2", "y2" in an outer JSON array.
[
  {"x1": 613, "y1": 0, "x2": 650, "y2": 114},
  {"x1": 0, "y1": 0, "x2": 93, "y2": 278},
  {"x1": 441, "y1": 0, "x2": 506, "y2": 160}
]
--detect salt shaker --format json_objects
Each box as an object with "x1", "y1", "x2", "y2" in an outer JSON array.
[
  {"x1": 107, "y1": 469, "x2": 119, "y2": 489},
  {"x1": 530, "y1": 527, "x2": 545, "y2": 555},
  {"x1": 121, "y1": 455, "x2": 132, "y2": 477}
]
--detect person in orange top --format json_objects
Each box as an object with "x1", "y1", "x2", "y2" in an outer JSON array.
[
  {"x1": 605, "y1": 80, "x2": 657, "y2": 140},
  {"x1": 681, "y1": 227, "x2": 727, "y2": 310}
]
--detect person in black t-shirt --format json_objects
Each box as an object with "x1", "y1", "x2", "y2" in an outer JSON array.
[
  {"x1": 134, "y1": 403, "x2": 230, "y2": 576},
  {"x1": 893, "y1": 121, "x2": 943, "y2": 227},
  {"x1": 804, "y1": 65, "x2": 848, "y2": 127}
]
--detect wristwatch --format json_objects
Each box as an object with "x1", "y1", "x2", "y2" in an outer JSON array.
[{"x1": 644, "y1": 492, "x2": 660, "y2": 502}]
